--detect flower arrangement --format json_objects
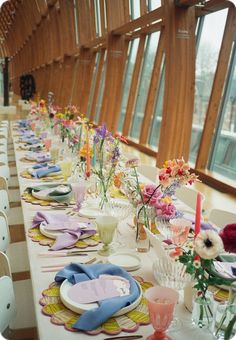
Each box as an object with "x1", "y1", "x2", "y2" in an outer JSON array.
[
  {"x1": 177, "y1": 230, "x2": 235, "y2": 329},
  {"x1": 92, "y1": 124, "x2": 122, "y2": 208}
]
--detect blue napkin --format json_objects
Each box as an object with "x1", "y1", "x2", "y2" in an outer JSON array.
[
  {"x1": 18, "y1": 120, "x2": 29, "y2": 128},
  {"x1": 55, "y1": 263, "x2": 140, "y2": 331},
  {"x1": 31, "y1": 164, "x2": 61, "y2": 178}
]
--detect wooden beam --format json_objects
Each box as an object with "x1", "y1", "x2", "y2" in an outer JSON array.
[
  {"x1": 196, "y1": 7, "x2": 236, "y2": 169},
  {"x1": 112, "y1": 7, "x2": 163, "y2": 35},
  {"x1": 157, "y1": 1, "x2": 196, "y2": 166},
  {"x1": 175, "y1": 0, "x2": 203, "y2": 7}
]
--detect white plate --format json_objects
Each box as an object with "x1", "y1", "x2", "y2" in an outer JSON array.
[
  {"x1": 39, "y1": 221, "x2": 96, "y2": 240},
  {"x1": 31, "y1": 184, "x2": 71, "y2": 201},
  {"x1": 60, "y1": 279, "x2": 142, "y2": 316},
  {"x1": 108, "y1": 252, "x2": 141, "y2": 271},
  {"x1": 78, "y1": 206, "x2": 104, "y2": 219}
]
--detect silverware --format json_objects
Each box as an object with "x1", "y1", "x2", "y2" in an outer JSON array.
[{"x1": 104, "y1": 335, "x2": 143, "y2": 340}]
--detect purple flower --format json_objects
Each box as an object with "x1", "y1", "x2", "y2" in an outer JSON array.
[
  {"x1": 96, "y1": 123, "x2": 108, "y2": 139},
  {"x1": 142, "y1": 184, "x2": 162, "y2": 206},
  {"x1": 111, "y1": 146, "x2": 120, "y2": 164}
]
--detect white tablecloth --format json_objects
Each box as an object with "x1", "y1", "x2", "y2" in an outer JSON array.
[{"x1": 11, "y1": 122, "x2": 214, "y2": 340}]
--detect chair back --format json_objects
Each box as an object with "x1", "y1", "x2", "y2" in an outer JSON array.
[
  {"x1": 0, "y1": 212, "x2": 10, "y2": 253},
  {"x1": 0, "y1": 276, "x2": 16, "y2": 334},
  {"x1": 175, "y1": 186, "x2": 205, "y2": 211},
  {"x1": 0, "y1": 167, "x2": 10, "y2": 182},
  {"x1": 209, "y1": 209, "x2": 236, "y2": 228},
  {"x1": 0, "y1": 251, "x2": 11, "y2": 278},
  {"x1": 0, "y1": 188, "x2": 10, "y2": 215}
]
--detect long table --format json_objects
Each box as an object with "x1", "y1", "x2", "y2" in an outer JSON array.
[{"x1": 11, "y1": 122, "x2": 214, "y2": 340}]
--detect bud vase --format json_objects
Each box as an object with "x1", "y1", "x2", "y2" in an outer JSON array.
[
  {"x1": 135, "y1": 205, "x2": 154, "y2": 253},
  {"x1": 192, "y1": 293, "x2": 214, "y2": 329}
]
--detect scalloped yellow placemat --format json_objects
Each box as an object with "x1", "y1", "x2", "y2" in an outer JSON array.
[
  {"x1": 20, "y1": 169, "x2": 64, "y2": 181},
  {"x1": 21, "y1": 191, "x2": 73, "y2": 207},
  {"x1": 40, "y1": 276, "x2": 152, "y2": 335},
  {"x1": 28, "y1": 226, "x2": 100, "y2": 249},
  {"x1": 19, "y1": 157, "x2": 37, "y2": 163}
]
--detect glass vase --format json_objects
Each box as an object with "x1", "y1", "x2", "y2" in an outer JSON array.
[
  {"x1": 213, "y1": 302, "x2": 236, "y2": 340},
  {"x1": 135, "y1": 205, "x2": 152, "y2": 253},
  {"x1": 192, "y1": 293, "x2": 214, "y2": 329}
]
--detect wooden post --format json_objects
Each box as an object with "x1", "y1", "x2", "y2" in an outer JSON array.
[{"x1": 156, "y1": 1, "x2": 196, "y2": 166}]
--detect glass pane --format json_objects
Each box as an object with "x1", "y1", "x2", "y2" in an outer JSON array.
[
  {"x1": 210, "y1": 42, "x2": 236, "y2": 182},
  {"x1": 189, "y1": 9, "x2": 228, "y2": 164},
  {"x1": 94, "y1": 51, "x2": 107, "y2": 123},
  {"x1": 94, "y1": 0, "x2": 101, "y2": 36},
  {"x1": 87, "y1": 53, "x2": 100, "y2": 118},
  {"x1": 148, "y1": 59, "x2": 165, "y2": 150},
  {"x1": 117, "y1": 38, "x2": 139, "y2": 133},
  {"x1": 73, "y1": 0, "x2": 79, "y2": 45},
  {"x1": 130, "y1": 0, "x2": 140, "y2": 19},
  {"x1": 148, "y1": 0, "x2": 161, "y2": 11},
  {"x1": 129, "y1": 31, "x2": 160, "y2": 140}
]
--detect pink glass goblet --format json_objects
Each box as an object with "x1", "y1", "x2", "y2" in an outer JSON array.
[
  {"x1": 145, "y1": 286, "x2": 179, "y2": 340},
  {"x1": 169, "y1": 218, "x2": 191, "y2": 257}
]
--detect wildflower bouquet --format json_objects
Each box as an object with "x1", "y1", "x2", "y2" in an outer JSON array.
[{"x1": 92, "y1": 124, "x2": 122, "y2": 209}]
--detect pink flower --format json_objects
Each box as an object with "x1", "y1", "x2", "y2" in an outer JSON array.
[
  {"x1": 142, "y1": 184, "x2": 162, "y2": 206},
  {"x1": 155, "y1": 201, "x2": 176, "y2": 218}
]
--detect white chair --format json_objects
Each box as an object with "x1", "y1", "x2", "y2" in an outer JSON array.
[
  {"x1": 175, "y1": 186, "x2": 205, "y2": 211},
  {"x1": 0, "y1": 252, "x2": 17, "y2": 336},
  {"x1": 0, "y1": 211, "x2": 10, "y2": 253},
  {"x1": 137, "y1": 164, "x2": 159, "y2": 183},
  {"x1": 0, "y1": 252, "x2": 36, "y2": 336},
  {"x1": 208, "y1": 209, "x2": 236, "y2": 229}
]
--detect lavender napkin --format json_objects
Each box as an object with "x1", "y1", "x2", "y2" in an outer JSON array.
[
  {"x1": 32, "y1": 212, "x2": 96, "y2": 250},
  {"x1": 25, "y1": 152, "x2": 51, "y2": 163},
  {"x1": 30, "y1": 164, "x2": 61, "y2": 178}
]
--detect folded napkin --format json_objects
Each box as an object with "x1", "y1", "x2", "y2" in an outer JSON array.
[
  {"x1": 55, "y1": 263, "x2": 140, "y2": 331},
  {"x1": 214, "y1": 261, "x2": 236, "y2": 279},
  {"x1": 27, "y1": 184, "x2": 72, "y2": 203},
  {"x1": 30, "y1": 164, "x2": 61, "y2": 178},
  {"x1": 18, "y1": 120, "x2": 29, "y2": 128},
  {"x1": 32, "y1": 212, "x2": 96, "y2": 250},
  {"x1": 183, "y1": 213, "x2": 217, "y2": 232},
  {"x1": 25, "y1": 152, "x2": 51, "y2": 163}
]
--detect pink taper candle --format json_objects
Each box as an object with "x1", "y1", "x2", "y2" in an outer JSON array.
[
  {"x1": 194, "y1": 192, "x2": 202, "y2": 238},
  {"x1": 85, "y1": 126, "x2": 91, "y2": 178}
]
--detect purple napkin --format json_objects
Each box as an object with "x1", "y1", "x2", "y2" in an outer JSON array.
[
  {"x1": 183, "y1": 213, "x2": 217, "y2": 231},
  {"x1": 32, "y1": 212, "x2": 96, "y2": 250}
]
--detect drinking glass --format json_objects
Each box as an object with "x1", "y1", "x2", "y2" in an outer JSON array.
[
  {"x1": 59, "y1": 158, "x2": 73, "y2": 181},
  {"x1": 96, "y1": 216, "x2": 118, "y2": 256},
  {"x1": 144, "y1": 286, "x2": 179, "y2": 340},
  {"x1": 72, "y1": 181, "x2": 87, "y2": 211},
  {"x1": 169, "y1": 218, "x2": 191, "y2": 257},
  {"x1": 50, "y1": 146, "x2": 60, "y2": 164}
]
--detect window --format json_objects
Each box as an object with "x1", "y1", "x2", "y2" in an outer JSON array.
[
  {"x1": 73, "y1": 0, "x2": 79, "y2": 45},
  {"x1": 117, "y1": 38, "x2": 139, "y2": 133},
  {"x1": 94, "y1": 51, "x2": 107, "y2": 123},
  {"x1": 129, "y1": 31, "x2": 160, "y2": 140},
  {"x1": 190, "y1": 9, "x2": 228, "y2": 164},
  {"x1": 148, "y1": 0, "x2": 161, "y2": 11},
  {"x1": 87, "y1": 53, "x2": 101, "y2": 118},
  {"x1": 208, "y1": 40, "x2": 236, "y2": 181},
  {"x1": 94, "y1": 0, "x2": 101, "y2": 37},
  {"x1": 129, "y1": 0, "x2": 140, "y2": 19},
  {"x1": 148, "y1": 58, "x2": 165, "y2": 149}
]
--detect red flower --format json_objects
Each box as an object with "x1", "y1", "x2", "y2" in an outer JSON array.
[{"x1": 219, "y1": 224, "x2": 236, "y2": 253}]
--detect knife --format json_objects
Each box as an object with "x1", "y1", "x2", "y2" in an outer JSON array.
[{"x1": 104, "y1": 335, "x2": 143, "y2": 340}]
